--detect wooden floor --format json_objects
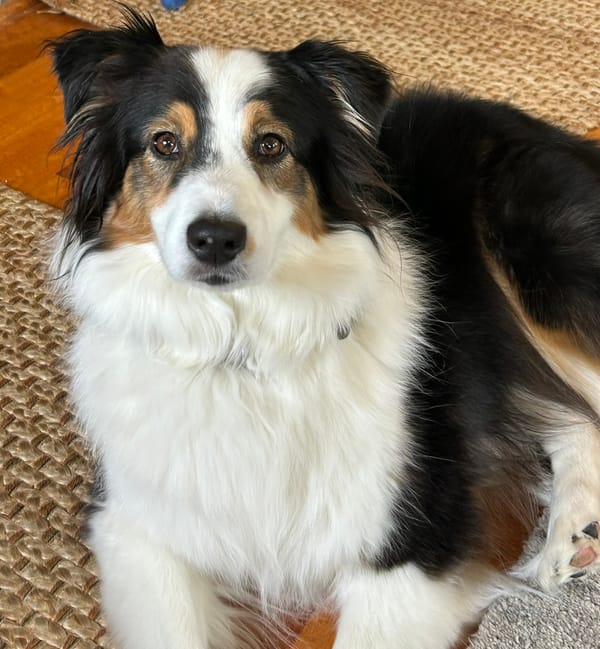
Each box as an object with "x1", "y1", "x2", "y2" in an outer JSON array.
[
  {"x1": 0, "y1": 0, "x2": 81, "y2": 207},
  {"x1": 0, "y1": 0, "x2": 598, "y2": 648}
]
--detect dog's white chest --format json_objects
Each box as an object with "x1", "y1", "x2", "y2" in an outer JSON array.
[
  {"x1": 64, "y1": 234, "x2": 425, "y2": 602},
  {"x1": 73, "y1": 324, "x2": 409, "y2": 601}
]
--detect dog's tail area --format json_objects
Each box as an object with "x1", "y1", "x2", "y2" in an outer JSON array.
[{"x1": 480, "y1": 131, "x2": 600, "y2": 360}]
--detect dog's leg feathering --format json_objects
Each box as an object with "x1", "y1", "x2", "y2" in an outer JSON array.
[
  {"x1": 333, "y1": 563, "x2": 496, "y2": 649},
  {"x1": 89, "y1": 507, "x2": 237, "y2": 649}
]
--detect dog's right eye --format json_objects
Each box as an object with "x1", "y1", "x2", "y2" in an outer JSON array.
[
  {"x1": 257, "y1": 134, "x2": 286, "y2": 160},
  {"x1": 153, "y1": 131, "x2": 180, "y2": 157}
]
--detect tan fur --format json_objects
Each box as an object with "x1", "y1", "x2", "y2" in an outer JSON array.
[
  {"x1": 163, "y1": 101, "x2": 198, "y2": 143},
  {"x1": 291, "y1": 181, "x2": 326, "y2": 240},
  {"x1": 104, "y1": 102, "x2": 198, "y2": 248},
  {"x1": 474, "y1": 484, "x2": 539, "y2": 570},
  {"x1": 482, "y1": 250, "x2": 600, "y2": 416},
  {"x1": 103, "y1": 164, "x2": 161, "y2": 247}
]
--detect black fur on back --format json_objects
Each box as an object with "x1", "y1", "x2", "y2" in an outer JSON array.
[
  {"x1": 373, "y1": 88, "x2": 600, "y2": 572},
  {"x1": 381, "y1": 88, "x2": 600, "y2": 357}
]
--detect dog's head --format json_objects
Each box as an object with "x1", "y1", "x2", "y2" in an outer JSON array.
[{"x1": 50, "y1": 9, "x2": 392, "y2": 289}]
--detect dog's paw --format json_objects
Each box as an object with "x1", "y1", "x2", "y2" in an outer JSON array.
[
  {"x1": 530, "y1": 520, "x2": 600, "y2": 591},
  {"x1": 570, "y1": 521, "x2": 600, "y2": 571}
]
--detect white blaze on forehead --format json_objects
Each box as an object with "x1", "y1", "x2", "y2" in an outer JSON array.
[{"x1": 191, "y1": 48, "x2": 272, "y2": 162}]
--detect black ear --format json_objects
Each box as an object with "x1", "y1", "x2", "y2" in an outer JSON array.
[
  {"x1": 282, "y1": 41, "x2": 394, "y2": 236},
  {"x1": 50, "y1": 7, "x2": 164, "y2": 122},
  {"x1": 286, "y1": 40, "x2": 393, "y2": 141},
  {"x1": 47, "y1": 8, "x2": 165, "y2": 243}
]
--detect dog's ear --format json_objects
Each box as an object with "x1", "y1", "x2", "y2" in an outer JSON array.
[
  {"x1": 48, "y1": 9, "x2": 165, "y2": 244},
  {"x1": 283, "y1": 41, "x2": 393, "y2": 236},
  {"x1": 286, "y1": 40, "x2": 393, "y2": 141},
  {"x1": 50, "y1": 7, "x2": 165, "y2": 122}
]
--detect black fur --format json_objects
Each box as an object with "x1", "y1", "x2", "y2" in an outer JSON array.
[
  {"x1": 263, "y1": 41, "x2": 394, "y2": 242},
  {"x1": 374, "y1": 89, "x2": 600, "y2": 571},
  {"x1": 380, "y1": 89, "x2": 600, "y2": 357},
  {"x1": 81, "y1": 461, "x2": 107, "y2": 542}
]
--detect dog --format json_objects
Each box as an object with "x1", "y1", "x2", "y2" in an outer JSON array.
[{"x1": 49, "y1": 8, "x2": 600, "y2": 649}]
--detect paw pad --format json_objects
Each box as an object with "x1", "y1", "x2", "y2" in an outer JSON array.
[
  {"x1": 532, "y1": 518, "x2": 600, "y2": 590},
  {"x1": 568, "y1": 521, "x2": 600, "y2": 571},
  {"x1": 569, "y1": 545, "x2": 598, "y2": 568}
]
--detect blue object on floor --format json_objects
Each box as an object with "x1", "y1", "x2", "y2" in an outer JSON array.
[{"x1": 161, "y1": 0, "x2": 187, "y2": 9}]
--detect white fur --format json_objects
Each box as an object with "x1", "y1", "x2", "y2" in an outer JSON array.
[
  {"x1": 519, "y1": 421, "x2": 600, "y2": 590},
  {"x1": 334, "y1": 563, "x2": 498, "y2": 649},
  {"x1": 65, "y1": 228, "x2": 424, "y2": 579},
  {"x1": 151, "y1": 166, "x2": 294, "y2": 287},
  {"x1": 90, "y1": 508, "x2": 238, "y2": 649},
  {"x1": 504, "y1": 334, "x2": 600, "y2": 589},
  {"x1": 191, "y1": 48, "x2": 271, "y2": 165},
  {"x1": 152, "y1": 49, "x2": 288, "y2": 287},
  {"x1": 56, "y1": 210, "x2": 438, "y2": 646}
]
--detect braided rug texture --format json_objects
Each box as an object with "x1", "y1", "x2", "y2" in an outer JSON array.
[
  {"x1": 0, "y1": 185, "x2": 113, "y2": 649},
  {"x1": 43, "y1": 0, "x2": 600, "y2": 133}
]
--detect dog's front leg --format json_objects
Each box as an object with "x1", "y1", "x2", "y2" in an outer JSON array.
[
  {"x1": 524, "y1": 421, "x2": 600, "y2": 590},
  {"x1": 88, "y1": 507, "x2": 236, "y2": 649},
  {"x1": 334, "y1": 562, "x2": 493, "y2": 649}
]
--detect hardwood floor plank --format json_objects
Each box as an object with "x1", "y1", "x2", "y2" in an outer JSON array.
[
  {"x1": 0, "y1": 52, "x2": 69, "y2": 207},
  {"x1": 0, "y1": 0, "x2": 84, "y2": 79},
  {"x1": 294, "y1": 613, "x2": 336, "y2": 649},
  {"x1": 588, "y1": 126, "x2": 600, "y2": 141},
  {"x1": 0, "y1": 0, "x2": 84, "y2": 207}
]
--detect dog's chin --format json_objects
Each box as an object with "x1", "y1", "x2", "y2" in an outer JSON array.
[
  {"x1": 179, "y1": 263, "x2": 254, "y2": 292},
  {"x1": 199, "y1": 274, "x2": 248, "y2": 291},
  {"x1": 202, "y1": 274, "x2": 237, "y2": 287},
  {"x1": 164, "y1": 252, "x2": 273, "y2": 292}
]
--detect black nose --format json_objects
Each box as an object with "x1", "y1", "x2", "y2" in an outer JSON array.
[{"x1": 186, "y1": 218, "x2": 247, "y2": 265}]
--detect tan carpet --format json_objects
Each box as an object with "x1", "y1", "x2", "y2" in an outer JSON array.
[
  {"x1": 0, "y1": 185, "x2": 113, "y2": 649},
  {"x1": 43, "y1": 0, "x2": 600, "y2": 133}
]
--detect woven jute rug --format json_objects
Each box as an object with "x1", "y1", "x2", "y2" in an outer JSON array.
[
  {"x1": 42, "y1": 0, "x2": 600, "y2": 134},
  {"x1": 0, "y1": 184, "x2": 113, "y2": 649}
]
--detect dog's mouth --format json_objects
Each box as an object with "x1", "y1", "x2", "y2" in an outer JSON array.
[
  {"x1": 203, "y1": 273, "x2": 237, "y2": 286},
  {"x1": 187, "y1": 264, "x2": 249, "y2": 289}
]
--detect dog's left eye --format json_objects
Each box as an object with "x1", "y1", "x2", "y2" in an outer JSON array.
[
  {"x1": 257, "y1": 134, "x2": 286, "y2": 160},
  {"x1": 153, "y1": 131, "x2": 180, "y2": 157}
]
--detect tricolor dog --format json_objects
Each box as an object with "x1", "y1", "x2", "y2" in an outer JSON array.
[{"x1": 50, "y1": 9, "x2": 600, "y2": 649}]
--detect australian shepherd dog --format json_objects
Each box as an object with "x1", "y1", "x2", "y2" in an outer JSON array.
[{"x1": 49, "y1": 8, "x2": 600, "y2": 649}]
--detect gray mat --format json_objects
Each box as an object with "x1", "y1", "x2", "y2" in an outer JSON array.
[{"x1": 471, "y1": 513, "x2": 600, "y2": 649}]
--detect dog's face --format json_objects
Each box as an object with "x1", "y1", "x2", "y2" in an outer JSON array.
[{"x1": 51, "y1": 11, "x2": 391, "y2": 289}]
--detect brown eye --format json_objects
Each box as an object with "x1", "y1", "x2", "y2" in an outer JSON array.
[
  {"x1": 257, "y1": 134, "x2": 286, "y2": 160},
  {"x1": 153, "y1": 131, "x2": 179, "y2": 157}
]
